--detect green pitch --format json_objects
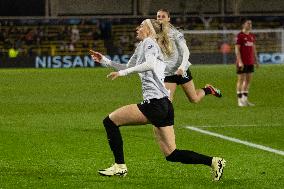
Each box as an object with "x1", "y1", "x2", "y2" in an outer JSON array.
[{"x1": 0, "y1": 64, "x2": 283, "y2": 188}]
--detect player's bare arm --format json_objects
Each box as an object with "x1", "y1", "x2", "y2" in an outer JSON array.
[{"x1": 235, "y1": 44, "x2": 243, "y2": 68}]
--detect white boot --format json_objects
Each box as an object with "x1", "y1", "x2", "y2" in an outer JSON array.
[
  {"x1": 242, "y1": 96, "x2": 255, "y2": 106},
  {"x1": 238, "y1": 98, "x2": 246, "y2": 107},
  {"x1": 211, "y1": 157, "x2": 226, "y2": 181},
  {"x1": 98, "y1": 163, "x2": 128, "y2": 177}
]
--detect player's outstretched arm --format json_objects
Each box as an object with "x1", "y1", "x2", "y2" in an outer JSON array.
[{"x1": 89, "y1": 49, "x2": 127, "y2": 70}]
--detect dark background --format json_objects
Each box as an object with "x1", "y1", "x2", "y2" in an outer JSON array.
[{"x1": 0, "y1": 0, "x2": 45, "y2": 16}]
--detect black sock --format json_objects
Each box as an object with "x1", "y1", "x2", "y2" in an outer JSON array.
[
  {"x1": 103, "y1": 116, "x2": 125, "y2": 164},
  {"x1": 237, "y1": 93, "x2": 242, "y2": 98},
  {"x1": 202, "y1": 87, "x2": 211, "y2": 95},
  {"x1": 166, "y1": 149, "x2": 212, "y2": 166}
]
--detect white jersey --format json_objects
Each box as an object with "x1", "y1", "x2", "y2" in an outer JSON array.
[
  {"x1": 133, "y1": 38, "x2": 169, "y2": 100},
  {"x1": 108, "y1": 37, "x2": 169, "y2": 100},
  {"x1": 164, "y1": 27, "x2": 191, "y2": 76}
]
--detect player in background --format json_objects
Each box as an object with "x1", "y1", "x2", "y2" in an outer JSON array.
[
  {"x1": 235, "y1": 18, "x2": 259, "y2": 107},
  {"x1": 156, "y1": 9, "x2": 222, "y2": 102}
]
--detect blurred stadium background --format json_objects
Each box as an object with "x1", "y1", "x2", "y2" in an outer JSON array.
[
  {"x1": 0, "y1": 1, "x2": 284, "y2": 189},
  {"x1": 0, "y1": 0, "x2": 284, "y2": 67}
]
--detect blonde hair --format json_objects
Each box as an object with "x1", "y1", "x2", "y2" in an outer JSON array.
[{"x1": 146, "y1": 19, "x2": 173, "y2": 57}]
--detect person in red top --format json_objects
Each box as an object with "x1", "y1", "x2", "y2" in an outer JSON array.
[{"x1": 235, "y1": 18, "x2": 259, "y2": 107}]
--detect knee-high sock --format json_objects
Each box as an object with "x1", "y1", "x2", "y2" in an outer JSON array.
[
  {"x1": 103, "y1": 116, "x2": 125, "y2": 164},
  {"x1": 166, "y1": 149, "x2": 212, "y2": 166}
]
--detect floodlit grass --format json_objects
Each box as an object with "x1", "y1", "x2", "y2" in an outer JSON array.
[{"x1": 0, "y1": 64, "x2": 283, "y2": 188}]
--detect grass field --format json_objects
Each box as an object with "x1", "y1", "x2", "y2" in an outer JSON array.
[{"x1": 0, "y1": 64, "x2": 283, "y2": 188}]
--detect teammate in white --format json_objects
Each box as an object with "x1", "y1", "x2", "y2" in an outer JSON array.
[
  {"x1": 90, "y1": 19, "x2": 225, "y2": 181},
  {"x1": 157, "y1": 9, "x2": 222, "y2": 102}
]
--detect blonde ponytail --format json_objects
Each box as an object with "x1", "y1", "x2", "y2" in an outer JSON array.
[{"x1": 147, "y1": 19, "x2": 173, "y2": 57}]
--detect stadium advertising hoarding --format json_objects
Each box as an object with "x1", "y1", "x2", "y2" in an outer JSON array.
[
  {"x1": 35, "y1": 55, "x2": 100, "y2": 68},
  {"x1": 0, "y1": 53, "x2": 234, "y2": 68},
  {"x1": 0, "y1": 55, "x2": 130, "y2": 68},
  {"x1": 35, "y1": 55, "x2": 130, "y2": 68},
  {"x1": 1, "y1": 53, "x2": 283, "y2": 68},
  {"x1": 36, "y1": 55, "x2": 131, "y2": 68},
  {"x1": 259, "y1": 53, "x2": 284, "y2": 64}
]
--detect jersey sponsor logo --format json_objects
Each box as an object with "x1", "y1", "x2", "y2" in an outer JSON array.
[
  {"x1": 148, "y1": 45, "x2": 153, "y2": 49},
  {"x1": 245, "y1": 41, "x2": 254, "y2": 46}
]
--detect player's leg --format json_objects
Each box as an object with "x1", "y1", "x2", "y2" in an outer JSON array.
[
  {"x1": 242, "y1": 73, "x2": 254, "y2": 106},
  {"x1": 181, "y1": 80, "x2": 205, "y2": 103},
  {"x1": 109, "y1": 104, "x2": 148, "y2": 126},
  {"x1": 181, "y1": 79, "x2": 222, "y2": 103},
  {"x1": 243, "y1": 73, "x2": 253, "y2": 92},
  {"x1": 180, "y1": 69, "x2": 222, "y2": 103},
  {"x1": 165, "y1": 82, "x2": 177, "y2": 101},
  {"x1": 153, "y1": 126, "x2": 176, "y2": 156},
  {"x1": 154, "y1": 126, "x2": 226, "y2": 181},
  {"x1": 237, "y1": 73, "x2": 246, "y2": 106},
  {"x1": 99, "y1": 104, "x2": 148, "y2": 176}
]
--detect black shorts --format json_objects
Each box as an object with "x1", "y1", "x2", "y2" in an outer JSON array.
[
  {"x1": 237, "y1": 64, "x2": 254, "y2": 74},
  {"x1": 164, "y1": 69, "x2": 193, "y2": 85},
  {"x1": 137, "y1": 97, "x2": 174, "y2": 127}
]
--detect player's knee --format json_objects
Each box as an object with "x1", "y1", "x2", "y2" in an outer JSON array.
[
  {"x1": 166, "y1": 149, "x2": 179, "y2": 162},
  {"x1": 188, "y1": 97, "x2": 199, "y2": 103},
  {"x1": 103, "y1": 116, "x2": 117, "y2": 128}
]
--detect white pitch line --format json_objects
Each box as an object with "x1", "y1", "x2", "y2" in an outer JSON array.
[
  {"x1": 196, "y1": 125, "x2": 256, "y2": 128},
  {"x1": 196, "y1": 124, "x2": 282, "y2": 128},
  {"x1": 186, "y1": 126, "x2": 284, "y2": 156}
]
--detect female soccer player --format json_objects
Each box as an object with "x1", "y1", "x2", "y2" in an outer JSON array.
[
  {"x1": 235, "y1": 18, "x2": 259, "y2": 107},
  {"x1": 90, "y1": 19, "x2": 225, "y2": 181},
  {"x1": 156, "y1": 9, "x2": 222, "y2": 102}
]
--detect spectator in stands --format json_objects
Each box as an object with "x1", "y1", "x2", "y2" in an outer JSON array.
[
  {"x1": 99, "y1": 19, "x2": 112, "y2": 40},
  {"x1": 200, "y1": 16, "x2": 213, "y2": 30},
  {"x1": 69, "y1": 43, "x2": 75, "y2": 52},
  {"x1": 190, "y1": 38, "x2": 202, "y2": 46},
  {"x1": 25, "y1": 29, "x2": 35, "y2": 45},
  {"x1": 219, "y1": 41, "x2": 231, "y2": 54},
  {"x1": 15, "y1": 36, "x2": 24, "y2": 50},
  {"x1": 235, "y1": 18, "x2": 259, "y2": 107},
  {"x1": 156, "y1": 9, "x2": 222, "y2": 103},
  {"x1": 0, "y1": 30, "x2": 5, "y2": 42},
  {"x1": 91, "y1": 27, "x2": 101, "y2": 40},
  {"x1": 119, "y1": 32, "x2": 130, "y2": 47},
  {"x1": 219, "y1": 41, "x2": 231, "y2": 64},
  {"x1": 71, "y1": 25, "x2": 80, "y2": 44},
  {"x1": 82, "y1": 40, "x2": 89, "y2": 49},
  {"x1": 57, "y1": 26, "x2": 66, "y2": 41},
  {"x1": 8, "y1": 44, "x2": 19, "y2": 58},
  {"x1": 59, "y1": 41, "x2": 68, "y2": 51}
]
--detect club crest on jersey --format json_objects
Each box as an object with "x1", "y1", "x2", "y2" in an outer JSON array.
[{"x1": 148, "y1": 45, "x2": 153, "y2": 49}]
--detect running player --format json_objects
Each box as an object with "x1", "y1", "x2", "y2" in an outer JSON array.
[
  {"x1": 156, "y1": 9, "x2": 222, "y2": 102},
  {"x1": 90, "y1": 19, "x2": 226, "y2": 181}
]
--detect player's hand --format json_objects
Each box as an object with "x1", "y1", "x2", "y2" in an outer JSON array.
[
  {"x1": 175, "y1": 68, "x2": 184, "y2": 76},
  {"x1": 89, "y1": 49, "x2": 103, "y2": 63},
  {"x1": 107, "y1": 72, "x2": 120, "y2": 80},
  {"x1": 238, "y1": 61, "x2": 244, "y2": 70}
]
